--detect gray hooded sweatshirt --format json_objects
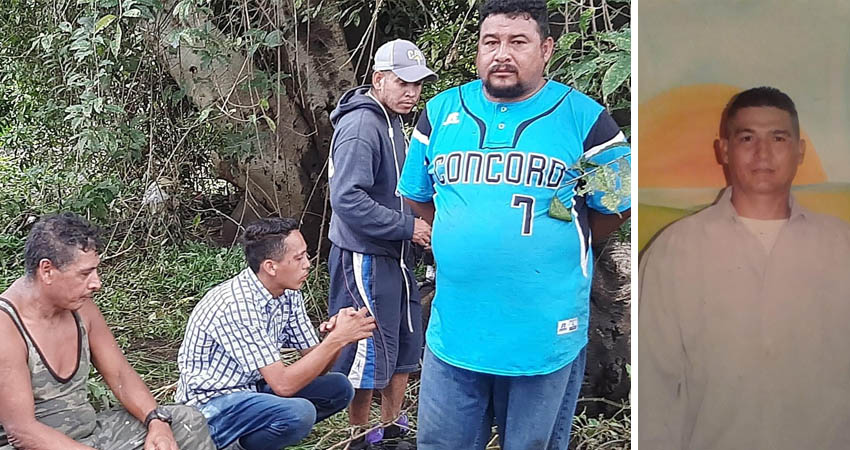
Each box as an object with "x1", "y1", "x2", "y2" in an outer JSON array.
[{"x1": 328, "y1": 86, "x2": 415, "y2": 260}]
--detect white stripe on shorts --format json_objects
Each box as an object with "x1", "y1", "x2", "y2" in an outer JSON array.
[
  {"x1": 352, "y1": 252, "x2": 375, "y2": 316},
  {"x1": 349, "y1": 251, "x2": 374, "y2": 388}
]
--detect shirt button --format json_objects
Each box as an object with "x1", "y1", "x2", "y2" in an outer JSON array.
[
  {"x1": 500, "y1": 106, "x2": 508, "y2": 112},
  {"x1": 498, "y1": 123, "x2": 505, "y2": 130}
]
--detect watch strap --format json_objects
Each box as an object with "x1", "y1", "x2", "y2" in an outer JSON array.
[{"x1": 143, "y1": 407, "x2": 171, "y2": 429}]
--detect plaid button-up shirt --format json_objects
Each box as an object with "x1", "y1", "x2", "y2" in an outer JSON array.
[{"x1": 176, "y1": 268, "x2": 319, "y2": 406}]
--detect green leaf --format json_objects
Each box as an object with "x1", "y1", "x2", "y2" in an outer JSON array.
[
  {"x1": 110, "y1": 24, "x2": 122, "y2": 57},
  {"x1": 264, "y1": 30, "x2": 282, "y2": 48},
  {"x1": 170, "y1": 87, "x2": 186, "y2": 106},
  {"x1": 598, "y1": 29, "x2": 631, "y2": 52},
  {"x1": 40, "y1": 34, "x2": 54, "y2": 51},
  {"x1": 173, "y1": 0, "x2": 192, "y2": 22},
  {"x1": 59, "y1": 21, "x2": 73, "y2": 33},
  {"x1": 94, "y1": 14, "x2": 116, "y2": 34},
  {"x1": 601, "y1": 53, "x2": 630, "y2": 97},
  {"x1": 197, "y1": 107, "x2": 212, "y2": 123},
  {"x1": 548, "y1": 195, "x2": 572, "y2": 222},
  {"x1": 262, "y1": 115, "x2": 276, "y2": 131},
  {"x1": 343, "y1": 7, "x2": 359, "y2": 27},
  {"x1": 64, "y1": 104, "x2": 84, "y2": 114},
  {"x1": 557, "y1": 32, "x2": 580, "y2": 51},
  {"x1": 570, "y1": 58, "x2": 598, "y2": 80},
  {"x1": 123, "y1": 8, "x2": 141, "y2": 18},
  {"x1": 104, "y1": 104, "x2": 125, "y2": 114},
  {"x1": 579, "y1": 8, "x2": 593, "y2": 35},
  {"x1": 69, "y1": 38, "x2": 90, "y2": 52}
]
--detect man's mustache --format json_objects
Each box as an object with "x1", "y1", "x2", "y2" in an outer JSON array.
[{"x1": 489, "y1": 64, "x2": 518, "y2": 74}]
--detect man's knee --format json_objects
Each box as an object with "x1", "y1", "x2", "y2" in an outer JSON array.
[
  {"x1": 165, "y1": 404, "x2": 206, "y2": 428},
  {"x1": 161, "y1": 405, "x2": 215, "y2": 448},
  {"x1": 270, "y1": 398, "x2": 316, "y2": 441},
  {"x1": 325, "y1": 372, "x2": 356, "y2": 409}
]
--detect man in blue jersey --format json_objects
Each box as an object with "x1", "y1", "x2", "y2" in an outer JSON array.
[{"x1": 398, "y1": 0, "x2": 630, "y2": 448}]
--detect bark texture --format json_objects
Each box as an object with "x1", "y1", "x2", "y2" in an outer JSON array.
[{"x1": 153, "y1": 4, "x2": 355, "y2": 245}]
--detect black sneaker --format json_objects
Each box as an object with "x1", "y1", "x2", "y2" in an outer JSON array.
[
  {"x1": 367, "y1": 438, "x2": 416, "y2": 450},
  {"x1": 347, "y1": 426, "x2": 376, "y2": 450},
  {"x1": 369, "y1": 422, "x2": 416, "y2": 450}
]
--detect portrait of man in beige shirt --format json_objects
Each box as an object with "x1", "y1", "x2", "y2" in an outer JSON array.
[{"x1": 639, "y1": 86, "x2": 850, "y2": 450}]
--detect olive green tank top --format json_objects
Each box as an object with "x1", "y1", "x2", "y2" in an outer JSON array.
[{"x1": 0, "y1": 297, "x2": 97, "y2": 446}]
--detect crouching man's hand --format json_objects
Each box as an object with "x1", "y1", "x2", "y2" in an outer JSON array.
[
  {"x1": 145, "y1": 421, "x2": 178, "y2": 450},
  {"x1": 327, "y1": 307, "x2": 376, "y2": 345},
  {"x1": 319, "y1": 315, "x2": 337, "y2": 334}
]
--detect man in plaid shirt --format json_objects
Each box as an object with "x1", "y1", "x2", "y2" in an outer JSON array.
[{"x1": 177, "y1": 217, "x2": 376, "y2": 450}]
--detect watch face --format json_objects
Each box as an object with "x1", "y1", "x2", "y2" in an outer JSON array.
[{"x1": 156, "y1": 407, "x2": 173, "y2": 422}]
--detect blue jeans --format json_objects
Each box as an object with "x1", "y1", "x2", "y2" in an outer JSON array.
[
  {"x1": 417, "y1": 346, "x2": 587, "y2": 450},
  {"x1": 198, "y1": 372, "x2": 354, "y2": 449}
]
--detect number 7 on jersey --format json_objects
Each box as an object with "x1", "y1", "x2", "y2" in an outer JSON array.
[{"x1": 511, "y1": 194, "x2": 535, "y2": 236}]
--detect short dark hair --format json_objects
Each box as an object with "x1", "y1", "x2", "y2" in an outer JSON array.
[
  {"x1": 480, "y1": 0, "x2": 550, "y2": 38},
  {"x1": 242, "y1": 217, "x2": 300, "y2": 273},
  {"x1": 24, "y1": 212, "x2": 103, "y2": 277},
  {"x1": 721, "y1": 86, "x2": 800, "y2": 138}
]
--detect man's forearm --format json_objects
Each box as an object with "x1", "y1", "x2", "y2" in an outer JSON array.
[
  {"x1": 6, "y1": 420, "x2": 95, "y2": 450},
  {"x1": 589, "y1": 209, "x2": 631, "y2": 242},
  {"x1": 333, "y1": 189, "x2": 414, "y2": 241},
  {"x1": 265, "y1": 338, "x2": 347, "y2": 397},
  {"x1": 299, "y1": 345, "x2": 343, "y2": 375},
  {"x1": 107, "y1": 364, "x2": 158, "y2": 424},
  {"x1": 405, "y1": 198, "x2": 435, "y2": 225}
]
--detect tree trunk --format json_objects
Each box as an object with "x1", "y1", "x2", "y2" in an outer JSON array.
[
  {"x1": 152, "y1": 3, "x2": 355, "y2": 246},
  {"x1": 582, "y1": 238, "x2": 631, "y2": 416}
]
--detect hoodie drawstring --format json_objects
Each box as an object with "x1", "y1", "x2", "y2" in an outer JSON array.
[{"x1": 366, "y1": 91, "x2": 415, "y2": 334}]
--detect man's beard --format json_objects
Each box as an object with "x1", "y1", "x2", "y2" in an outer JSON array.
[
  {"x1": 483, "y1": 77, "x2": 528, "y2": 100},
  {"x1": 482, "y1": 64, "x2": 529, "y2": 99},
  {"x1": 483, "y1": 79, "x2": 527, "y2": 100}
]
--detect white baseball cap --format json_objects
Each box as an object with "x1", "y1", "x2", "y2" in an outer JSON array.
[{"x1": 373, "y1": 39, "x2": 438, "y2": 83}]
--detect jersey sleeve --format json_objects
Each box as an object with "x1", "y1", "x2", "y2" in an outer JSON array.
[
  {"x1": 582, "y1": 110, "x2": 630, "y2": 213},
  {"x1": 398, "y1": 108, "x2": 436, "y2": 202}
]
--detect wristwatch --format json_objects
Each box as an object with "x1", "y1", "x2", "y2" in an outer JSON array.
[{"x1": 143, "y1": 407, "x2": 173, "y2": 429}]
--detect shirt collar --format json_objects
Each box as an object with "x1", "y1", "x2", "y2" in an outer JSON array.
[
  {"x1": 240, "y1": 268, "x2": 276, "y2": 309},
  {"x1": 710, "y1": 186, "x2": 809, "y2": 223}
]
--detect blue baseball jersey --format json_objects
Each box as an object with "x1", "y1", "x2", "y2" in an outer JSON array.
[{"x1": 398, "y1": 79, "x2": 629, "y2": 375}]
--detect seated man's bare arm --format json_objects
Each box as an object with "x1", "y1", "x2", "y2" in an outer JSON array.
[
  {"x1": 0, "y1": 313, "x2": 94, "y2": 450},
  {"x1": 81, "y1": 301, "x2": 177, "y2": 448}
]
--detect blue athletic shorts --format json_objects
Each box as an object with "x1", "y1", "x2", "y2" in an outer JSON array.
[{"x1": 327, "y1": 244, "x2": 423, "y2": 390}]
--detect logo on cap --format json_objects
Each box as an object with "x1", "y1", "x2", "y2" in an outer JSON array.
[{"x1": 407, "y1": 49, "x2": 423, "y2": 65}]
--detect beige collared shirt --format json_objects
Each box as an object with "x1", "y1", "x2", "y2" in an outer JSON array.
[{"x1": 639, "y1": 187, "x2": 850, "y2": 450}]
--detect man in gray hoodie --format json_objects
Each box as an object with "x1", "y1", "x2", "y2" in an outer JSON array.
[{"x1": 327, "y1": 39, "x2": 436, "y2": 450}]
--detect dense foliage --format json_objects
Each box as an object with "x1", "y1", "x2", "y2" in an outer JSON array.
[{"x1": 1, "y1": 0, "x2": 629, "y2": 241}]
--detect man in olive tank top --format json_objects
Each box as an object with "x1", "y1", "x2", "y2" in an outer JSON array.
[{"x1": 0, "y1": 213, "x2": 215, "y2": 450}]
